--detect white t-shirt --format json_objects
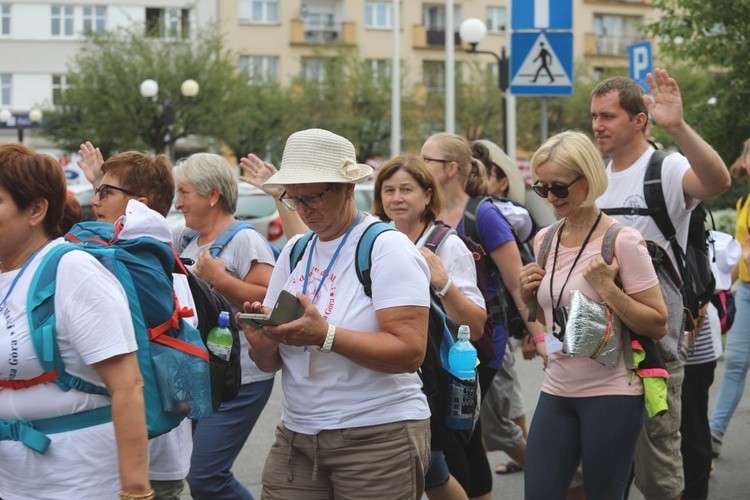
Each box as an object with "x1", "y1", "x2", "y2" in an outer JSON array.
[
  {"x1": 596, "y1": 147, "x2": 695, "y2": 267},
  {"x1": 0, "y1": 240, "x2": 136, "y2": 499},
  {"x1": 264, "y1": 214, "x2": 432, "y2": 435},
  {"x1": 416, "y1": 228, "x2": 485, "y2": 310},
  {"x1": 174, "y1": 225, "x2": 276, "y2": 384}
]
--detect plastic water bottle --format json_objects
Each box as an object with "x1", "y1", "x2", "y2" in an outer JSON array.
[
  {"x1": 206, "y1": 311, "x2": 232, "y2": 361},
  {"x1": 446, "y1": 325, "x2": 478, "y2": 430}
]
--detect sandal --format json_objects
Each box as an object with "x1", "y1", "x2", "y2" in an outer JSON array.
[{"x1": 495, "y1": 461, "x2": 523, "y2": 475}]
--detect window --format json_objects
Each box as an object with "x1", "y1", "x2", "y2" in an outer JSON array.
[
  {"x1": 1, "y1": 74, "x2": 10, "y2": 106},
  {"x1": 1, "y1": 4, "x2": 10, "y2": 36},
  {"x1": 239, "y1": 56, "x2": 279, "y2": 83},
  {"x1": 594, "y1": 15, "x2": 643, "y2": 56},
  {"x1": 486, "y1": 7, "x2": 506, "y2": 34},
  {"x1": 52, "y1": 75, "x2": 68, "y2": 104},
  {"x1": 423, "y1": 61, "x2": 445, "y2": 93},
  {"x1": 301, "y1": 58, "x2": 327, "y2": 84},
  {"x1": 367, "y1": 59, "x2": 391, "y2": 81},
  {"x1": 83, "y1": 6, "x2": 106, "y2": 34},
  {"x1": 146, "y1": 8, "x2": 190, "y2": 38},
  {"x1": 51, "y1": 5, "x2": 74, "y2": 37},
  {"x1": 365, "y1": 2, "x2": 392, "y2": 29},
  {"x1": 238, "y1": 0, "x2": 278, "y2": 24}
]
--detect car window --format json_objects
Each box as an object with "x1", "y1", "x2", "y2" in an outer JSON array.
[
  {"x1": 354, "y1": 187, "x2": 373, "y2": 212},
  {"x1": 235, "y1": 193, "x2": 277, "y2": 219}
]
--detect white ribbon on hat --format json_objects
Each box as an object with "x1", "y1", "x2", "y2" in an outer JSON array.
[{"x1": 340, "y1": 158, "x2": 365, "y2": 181}]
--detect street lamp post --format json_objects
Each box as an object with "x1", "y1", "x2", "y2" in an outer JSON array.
[
  {"x1": 139, "y1": 78, "x2": 200, "y2": 161},
  {"x1": 459, "y1": 18, "x2": 509, "y2": 152},
  {"x1": 0, "y1": 108, "x2": 43, "y2": 143}
]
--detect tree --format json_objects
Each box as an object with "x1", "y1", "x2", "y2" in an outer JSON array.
[
  {"x1": 39, "y1": 24, "x2": 247, "y2": 157},
  {"x1": 643, "y1": 1, "x2": 750, "y2": 164}
]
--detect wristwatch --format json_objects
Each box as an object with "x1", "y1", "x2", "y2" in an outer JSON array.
[
  {"x1": 318, "y1": 323, "x2": 336, "y2": 353},
  {"x1": 435, "y1": 277, "x2": 452, "y2": 299}
]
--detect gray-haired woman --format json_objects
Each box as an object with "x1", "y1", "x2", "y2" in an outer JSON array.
[{"x1": 241, "y1": 128, "x2": 432, "y2": 499}]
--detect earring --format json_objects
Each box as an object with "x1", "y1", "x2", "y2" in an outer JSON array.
[{"x1": 210, "y1": 202, "x2": 214, "y2": 207}]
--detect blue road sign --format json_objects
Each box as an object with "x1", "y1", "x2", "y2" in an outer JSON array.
[
  {"x1": 629, "y1": 41, "x2": 653, "y2": 94},
  {"x1": 512, "y1": 0, "x2": 573, "y2": 30},
  {"x1": 510, "y1": 32, "x2": 573, "y2": 96}
]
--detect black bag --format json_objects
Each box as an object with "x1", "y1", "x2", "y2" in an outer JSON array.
[{"x1": 178, "y1": 260, "x2": 242, "y2": 409}]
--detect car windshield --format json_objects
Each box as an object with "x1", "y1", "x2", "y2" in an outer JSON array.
[{"x1": 235, "y1": 193, "x2": 277, "y2": 219}]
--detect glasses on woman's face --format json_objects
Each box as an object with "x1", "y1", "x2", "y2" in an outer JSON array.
[
  {"x1": 280, "y1": 187, "x2": 331, "y2": 211},
  {"x1": 532, "y1": 176, "x2": 583, "y2": 199},
  {"x1": 95, "y1": 183, "x2": 142, "y2": 200}
]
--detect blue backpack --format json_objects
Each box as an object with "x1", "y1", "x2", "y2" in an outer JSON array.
[
  {"x1": 289, "y1": 221, "x2": 477, "y2": 451},
  {"x1": 7, "y1": 222, "x2": 211, "y2": 454},
  {"x1": 180, "y1": 220, "x2": 281, "y2": 261}
]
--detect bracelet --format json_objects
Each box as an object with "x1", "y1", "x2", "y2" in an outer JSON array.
[
  {"x1": 318, "y1": 323, "x2": 336, "y2": 353},
  {"x1": 533, "y1": 334, "x2": 546, "y2": 345},
  {"x1": 620, "y1": 296, "x2": 631, "y2": 319},
  {"x1": 435, "y1": 278, "x2": 452, "y2": 299},
  {"x1": 118, "y1": 490, "x2": 155, "y2": 500}
]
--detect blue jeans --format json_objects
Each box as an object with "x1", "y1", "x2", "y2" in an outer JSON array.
[
  {"x1": 187, "y1": 378, "x2": 275, "y2": 500},
  {"x1": 710, "y1": 282, "x2": 750, "y2": 437},
  {"x1": 525, "y1": 392, "x2": 645, "y2": 500}
]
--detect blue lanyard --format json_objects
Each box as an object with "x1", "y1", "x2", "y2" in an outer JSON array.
[
  {"x1": 0, "y1": 245, "x2": 46, "y2": 308},
  {"x1": 302, "y1": 211, "x2": 363, "y2": 303}
]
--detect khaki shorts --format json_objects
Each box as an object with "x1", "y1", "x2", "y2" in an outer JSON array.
[
  {"x1": 262, "y1": 419, "x2": 431, "y2": 500},
  {"x1": 633, "y1": 352, "x2": 686, "y2": 500}
]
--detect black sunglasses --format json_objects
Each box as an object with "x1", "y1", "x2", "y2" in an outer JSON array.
[
  {"x1": 95, "y1": 183, "x2": 142, "y2": 200},
  {"x1": 532, "y1": 176, "x2": 583, "y2": 199}
]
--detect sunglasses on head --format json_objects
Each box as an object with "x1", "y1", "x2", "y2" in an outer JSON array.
[{"x1": 532, "y1": 176, "x2": 583, "y2": 199}]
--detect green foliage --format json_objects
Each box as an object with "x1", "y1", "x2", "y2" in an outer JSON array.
[
  {"x1": 712, "y1": 208, "x2": 738, "y2": 235},
  {"x1": 39, "y1": 24, "x2": 247, "y2": 157}
]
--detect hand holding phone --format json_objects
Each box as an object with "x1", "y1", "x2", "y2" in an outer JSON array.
[{"x1": 239, "y1": 290, "x2": 304, "y2": 330}]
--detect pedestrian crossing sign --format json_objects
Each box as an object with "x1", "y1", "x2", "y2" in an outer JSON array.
[{"x1": 510, "y1": 32, "x2": 573, "y2": 96}]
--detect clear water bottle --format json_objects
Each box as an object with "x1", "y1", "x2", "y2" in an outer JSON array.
[
  {"x1": 206, "y1": 311, "x2": 232, "y2": 362},
  {"x1": 446, "y1": 325, "x2": 478, "y2": 430}
]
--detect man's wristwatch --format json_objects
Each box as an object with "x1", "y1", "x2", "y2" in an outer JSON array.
[{"x1": 318, "y1": 323, "x2": 336, "y2": 353}]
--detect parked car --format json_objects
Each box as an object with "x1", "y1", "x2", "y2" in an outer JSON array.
[{"x1": 68, "y1": 183, "x2": 97, "y2": 222}]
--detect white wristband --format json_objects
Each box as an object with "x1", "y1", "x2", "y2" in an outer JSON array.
[
  {"x1": 435, "y1": 277, "x2": 452, "y2": 299},
  {"x1": 318, "y1": 323, "x2": 336, "y2": 353}
]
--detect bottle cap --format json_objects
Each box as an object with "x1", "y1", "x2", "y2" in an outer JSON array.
[
  {"x1": 458, "y1": 324, "x2": 470, "y2": 341},
  {"x1": 218, "y1": 311, "x2": 230, "y2": 328}
]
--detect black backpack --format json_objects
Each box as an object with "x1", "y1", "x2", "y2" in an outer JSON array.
[
  {"x1": 601, "y1": 150, "x2": 714, "y2": 326},
  {"x1": 177, "y1": 259, "x2": 242, "y2": 410},
  {"x1": 289, "y1": 221, "x2": 477, "y2": 451},
  {"x1": 462, "y1": 196, "x2": 535, "y2": 341}
]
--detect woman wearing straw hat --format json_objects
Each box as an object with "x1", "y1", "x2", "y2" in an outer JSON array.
[{"x1": 241, "y1": 129, "x2": 432, "y2": 499}]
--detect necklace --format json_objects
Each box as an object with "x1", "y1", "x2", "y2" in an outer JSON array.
[
  {"x1": 412, "y1": 221, "x2": 431, "y2": 244},
  {"x1": 548, "y1": 211, "x2": 602, "y2": 339}
]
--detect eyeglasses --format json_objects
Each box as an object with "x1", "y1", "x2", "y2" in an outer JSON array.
[
  {"x1": 532, "y1": 176, "x2": 583, "y2": 199},
  {"x1": 422, "y1": 156, "x2": 450, "y2": 164},
  {"x1": 95, "y1": 183, "x2": 142, "y2": 200},
  {"x1": 279, "y1": 187, "x2": 331, "y2": 211}
]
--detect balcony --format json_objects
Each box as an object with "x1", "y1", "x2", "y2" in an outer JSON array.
[
  {"x1": 290, "y1": 19, "x2": 356, "y2": 46},
  {"x1": 585, "y1": 33, "x2": 646, "y2": 57},
  {"x1": 413, "y1": 25, "x2": 465, "y2": 50},
  {"x1": 583, "y1": 0, "x2": 652, "y2": 5}
]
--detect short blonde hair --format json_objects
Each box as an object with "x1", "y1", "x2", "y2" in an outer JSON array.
[
  {"x1": 531, "y1": 131, "x2": 607, "y2": 208},
  {"x1": 729, "y1": 137, "x2": 750, "y2": 180}
]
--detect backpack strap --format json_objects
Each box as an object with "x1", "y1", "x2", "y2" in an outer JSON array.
[
  {"x1": 461, "y1": 197, "x2": 491, "y2": 251},
  {"x1": 601, "y1": 223, "x2": 624, "y2": 265},
  {"x1": 180, "y1": 229, "x2": 200, "y2": 253},
  {"x1": 423, "y1": 223, "x2": 456, "y2": 254},
  {"x1": 209, "y1": 221, "x2": 256, "y2": 258},
  {"x1": 355, "y1": 222, "x2": 397, "y2": 298},
  {"x1": 289, "y1": 231, "x2": 316, "y2": 271},
  {"x1": 526, "y1": 219, "x2": 564, "y2": 322}
]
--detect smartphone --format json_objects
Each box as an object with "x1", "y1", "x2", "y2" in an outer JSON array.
[{"x1": 238, "y1": 290, "x2": 304, "y2": 330}]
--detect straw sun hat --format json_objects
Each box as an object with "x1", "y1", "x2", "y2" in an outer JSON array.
[
  {"x1": 474, "y1": 139, "x2": 526, "y2": 205},
  {"x1": 263, "y1": 128, "x2": 373, "y2": 188}
]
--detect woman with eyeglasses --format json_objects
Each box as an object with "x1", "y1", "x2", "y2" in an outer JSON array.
[
  {"x1": 171, "y1": 153, "x2": 276, "y2": 500},
  {"x1": 420, "y1": 132, "x2": 546, "y2": 500},
  {"x1": 239, "y1": 129, "x2": 432, "y2": 499},
  {"x1": 519, "y1": 131, "x2": 668, "y2": 499}
]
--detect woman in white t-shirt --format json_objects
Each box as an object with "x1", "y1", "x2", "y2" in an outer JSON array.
[
  {"x1": 0, "y1": 144, "x2": 151, "y2": 499},
  {"x1": 372, "y1": 153, "x2": 487, "y2": 500},
  {"x1": 241, "y1": 129, "x2": 432, "y2": 499}
]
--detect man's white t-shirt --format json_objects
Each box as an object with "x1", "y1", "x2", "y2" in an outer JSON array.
[
  {"x1": 264, "y1": 214, "x2": 432, "y2": 435},
  {"x1": 0, "y1": 240, "x2": 136, "y2": 499},
  {"x1": 596, "y1": 147, "x2": 696, "y2": 267}
]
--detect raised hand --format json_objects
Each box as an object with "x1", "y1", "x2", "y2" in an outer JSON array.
[
  {"x1": 76, "y1": 141, "x2": 104, "y2": 186},
  {"x1": 644, "y1": 68, "x2": 684, "y2": 130},
  {"x1": 239, "y1": 154, "x2": 283, "y2": 199}
]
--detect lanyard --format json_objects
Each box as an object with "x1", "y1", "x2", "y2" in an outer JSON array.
[
  {"x1": 548, "y1": 211, "x2": 602, "y2": 333},
  {"x1": 0, "y1": 245, "x2": 46, "y2": 308},
  {"x1": 303, "y1": 211, "x2": 363, "y2": 303}
]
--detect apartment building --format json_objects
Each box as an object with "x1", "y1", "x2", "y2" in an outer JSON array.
[
  {"x1": 220, "y1": 0, "x2": 659, "y2": 89},
  {"x1": 0, "y1": 0, "x2": 218, "y2": 144}
]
